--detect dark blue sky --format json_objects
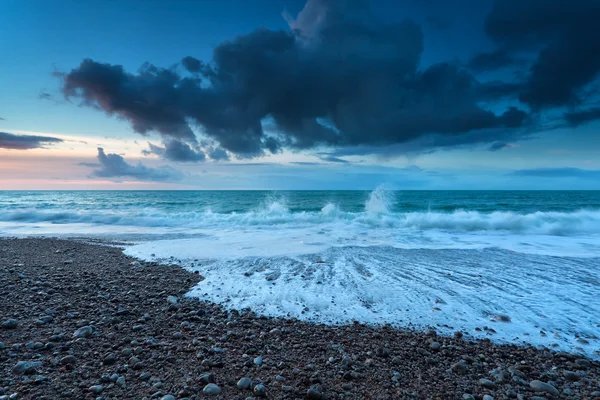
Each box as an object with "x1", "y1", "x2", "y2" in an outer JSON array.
[{"x1": 1, "y1": 0, "x2": 599, "y2": 189}]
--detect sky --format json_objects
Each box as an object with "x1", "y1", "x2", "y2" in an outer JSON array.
[{"x1": 1, "y1": 0, "x2": 600, "y2": 190}]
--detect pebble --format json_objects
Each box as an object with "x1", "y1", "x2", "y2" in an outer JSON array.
[
  {"x1": 253, "y1": 384, "x2": 267, "y2": 397},
  {"x1": 254, "y1": 356, "x2": 263, "y2": 366},
  {"x1": 563, "y1": 370, "x2": 580, "y2": 381},
  {"x1": 160, "y1": 396, "x2": 176, "y2": 400},
  {"x1": 237, "y1": 377, "x2": 253, "y2": 389},
  {"x1": 429, "y1": 342, "x2": 441, "y2": 351},
  {"x1": 13, "y1": 361, "x2": 42, "y2": 375},
  {"x1": 167, "y1": 295, "x2": 178, "y2": 304},
  {"x1": 307, "y1": 387, "x2": 323, "y2": 400},
  {"x1": 451, "y1": 361, "x2": 468, "y2": 374},
  {"x1": 103, "y1": 353, "x2": 117, "y2": 365},
  {"x1": 479, "y1": 378, "x2": 496, "y2": 389},
  {"x1": 483, "y1": 395, "x2": 494, "y2": 400},
  {"x1": 375, "y1": 347, "x2": 389, "y2": 357},
  {"x1": 89, "y1": 385, "x2": 103, "y2": 394},
  {"x1": 530, "y1": 380, "x2": 559, "y2": 396},
  {"x1": 199, "y1": 373, "x2": 215, "y2": 384},
  {"x1": 203, "y1": 383, "x2": 222, "y2": 395},
  {"x1": 1, "y1": 319, "x2": 18, "y2": 329},
  {"x1": 73, "y1": 326, "x2": 93, "y2": 338},
  {"x1": 116, "y1": 376, "x2": 126, "y2": 388},
  {"x1": 60, "y1": 355, "x2": 77, "y2": 365}
]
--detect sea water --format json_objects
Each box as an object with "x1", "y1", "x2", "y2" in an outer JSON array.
[{"x1": 1, "y1": 189, "x2": 599, "y2": 356}]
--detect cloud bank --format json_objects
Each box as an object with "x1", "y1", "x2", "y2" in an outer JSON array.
[
  {"x1": 0, "y1": 131, "x2": 63, "y2": 150},
  {"x1": 89, "y1": 148, "x2": 183, "y2": 181},
  {"x1": 57, "y1": 0, "x2": 534, "y2": 161}
]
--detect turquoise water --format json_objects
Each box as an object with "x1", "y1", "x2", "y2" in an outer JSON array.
[{"x1": 1, "y1": 189, "x2": 599, "y2": 356}]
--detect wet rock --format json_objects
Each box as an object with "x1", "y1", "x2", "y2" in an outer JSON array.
[
  {"x1": 103, "y1": 353, "x2": 117, "y2": 365},
  {"x1": 254, "y1": 356, "x2": 263, "y2": 366},
  {"x1": 483, "y1": 395, "x2": 494, "y2": 400},
  {"x1": 1, "y1": 319, "x2": 18, "y2": 329},
  {"x1": 203, "y1": 383, "x2": 221, "y2": 395},
  {"x1": 479, "y1": 378, "x2": 496, "y2": 389},
  {"x1": 237, "y1": 377, "x2": 253, "y2": 389},
  {"x1": 375, "y1": 347, "x2": 389, "y2": 357},
  {"x1": 563, "y1": 370, "x2": 580, "y2": 381},
  {"x1": 89, "y1": 385, "x2": 103, "y2": 394},
  {"x1": 530, "y1": 380, "x2": 559, "y2": 396},
  {"x1": 199, "y1": 373, "x2": 215, "y2": 384},
  {"x1": 13, "y1": 361, "x2": 42, "y2": 375},
  {"x1": 160, "y1": 396, "x2": 176, "y2": 400},
  {"x1": 59, "y1": 355, "x2": 76, "y2": 365},
  {"x1": 429, "y1": 342, "x2": 441, "y2": 351},
  {"x1": 253, "y1": 384, "x2": 267, "y2": 397},
  {"x1": 116, "y1": 376, "x2": 126, "y2": 388},
  {"x1": 73, "y1": 326, "x2": 93, "y2": 338},
  {"x1": 307, "y1": 387, "x2": 323, "y2": 400},
  {"x1": 451, "y1": 361, "x2": 468, "y2": 375}
]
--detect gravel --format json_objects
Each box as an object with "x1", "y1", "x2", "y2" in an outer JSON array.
[{"x1": 0, "y1": 238, "x2": 598, "y2": 399}]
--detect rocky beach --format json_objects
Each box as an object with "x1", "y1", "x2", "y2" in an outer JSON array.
[{"x1": 0, "y1": 238, "x2": 599, "y2": 400}]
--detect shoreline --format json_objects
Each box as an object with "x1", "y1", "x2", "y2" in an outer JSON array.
[{"x1": 0, "y1": 238, "x2": 598, "y2": 399}]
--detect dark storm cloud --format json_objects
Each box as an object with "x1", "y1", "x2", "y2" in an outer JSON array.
[
  {"x1": 483, "y1": 0, "x2": 600, "y2": 110},
  {"x1": 89, "y1": 147, "x2": 183, "y2": 181},
  {"x1": 57, "y1": 0, "x2": 530, "y2": 159},
  {"x1": 468, "y1": 49, "x2": 519, "y2": 72},
  {"x1": 0, "y1": 131, "x2": 63, "y2": 150},
  {"x1": 512, "y1": 168, "x2": 600, "y2": 180},
  {"x1": 143, "y1": 139, "x2": 206, "y2": 162},
  {"x1": 564, "y1": 107, "x2": 600, "y2": 127}
]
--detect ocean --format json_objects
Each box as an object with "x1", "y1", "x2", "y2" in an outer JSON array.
[{"x1": 1, "y1": 189, "x2": 599, "y2": 356}]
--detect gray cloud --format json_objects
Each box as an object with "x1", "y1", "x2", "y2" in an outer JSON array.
[
  {"x1": 57, "y1": 0, "x2": 529, "y2": 159},
  {"x1": 143, "y1": 140, "x2": 206, "y2": 162},
  {"x1": 483, "y1": 0, "x2": 600, "y2": 110},
  {"x1": 564, "y1": 107, "x2": 600, "y2": 127},
  {"x1": 0, "y1": 131, "x2": 63, "y2": 150},
  {"x1": 89, "y1": 147, "x2": 183, "y2": 181}
]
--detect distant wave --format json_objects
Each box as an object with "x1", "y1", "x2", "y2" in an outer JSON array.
[{"x1": 2, "y1": 205, "x2": 600, "y2": 236}]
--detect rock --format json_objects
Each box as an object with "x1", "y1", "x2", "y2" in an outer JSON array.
[
  {"x1": 73, "y1": 326, "x2": 93, "y2": 338},
  {"x1": 237, "y1": 377, "x2": 252, "y2": 390},
  {"x1": 103, "y1": 353, "x2": 117, "y2": 365},
  {"x1": 451, "y1": 361, "x2": 468, "y2": 375},
  {"x1": 89, "y1": 385, "x2": 103, "y2": 394},
  {"x1": 116, "y1": 376, "x2": 126, "y2": 388},
  {"x1": 13, "y1": 361, "x2": 42, "y2": 375},
  {"x1": 479, "y1": 378, "x2": 496, "y2": 389},
  {"x1": 307, "y1": 387, "x2": 323, "y2": 400},
  {"x1": 483, "y1": 395, "x2": 494, "y2": 400},
  {"x1": 530, "y1": 380, "x2": 559, "y2": 396},
  {"x1": 429, "y1": 342, "x2": 441, "y2": 351},
  {"x1": 253, "y1": 384, "x2": 267, "y2": 397},
  {"x1": 167, "y1": 295, "x2": 178, "y2": 304},
  {"x1": 254, "y1": 356, "x2": 263, "y2": 366},
  {"x1": 203, "y1": 383, "x2": 222, "y2": 395},
  {"x1": 1, "y1": 319, "x2": 18, "y2": 329},
  {"x1": 375, "y1": 347, "x2": 389, "y2": 357},
  {"x1": 199, "y1": 373, "x2": 215, "y2": 384},
  {"x1": 59, "y1": 355, "x2": 76, "y2": 365},
  {"x1": 160, "y1": 396, "x2": 176, "y2": 400},
  {"x1": 0, "y1": 342, "x2": 4, "y2": 349},
  {"x1": 563, "y1": 370, "x2": 580, "y2": 381},
  {"x1": 462, "y1": 395, "x2": 475, "y2": 400}
]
